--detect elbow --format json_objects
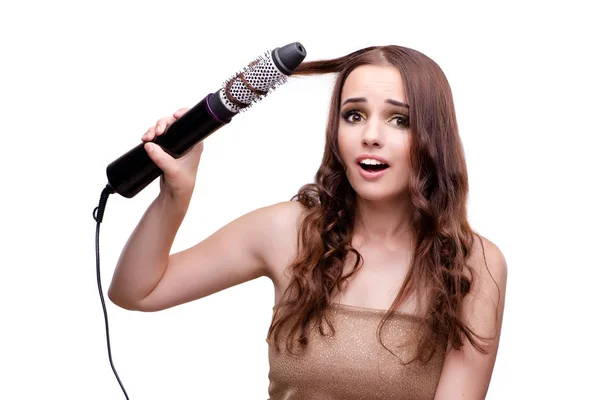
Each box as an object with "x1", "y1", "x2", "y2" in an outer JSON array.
[
  {"x1": 107, "y1": 288, "x2": 161, "y2": 313},
  {"x1": 107, "y1": 287, "x2": 142, "y2": 311}
]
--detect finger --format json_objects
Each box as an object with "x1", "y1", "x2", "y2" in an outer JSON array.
[
  {"x1": 142, "y1": 127, "x2": 156, "y2": 142},
  {"x1": 174, "y1": 107, "x2": 190, "y2": 118},
  {"x1": 144, "y1": 142, "x2": 176, "y2": 174},
  {"x1": 156, "y1": 116, "x2": 175, "y2": 135},
  {"x1": 146, "y1": 126, "x2": 157, "y2": 141}
]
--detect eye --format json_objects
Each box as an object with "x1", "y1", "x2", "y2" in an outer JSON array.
[
  {"x1": 342, "y1": 110, "x2": 365, "y2": 123},
  {"x1": 390, "y1": 114, "x2": 409, "y2": 128}
]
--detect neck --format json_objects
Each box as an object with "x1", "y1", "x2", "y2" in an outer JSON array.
[{"x1": 352, "y1": 193, "x2": 413, "y2": 249}]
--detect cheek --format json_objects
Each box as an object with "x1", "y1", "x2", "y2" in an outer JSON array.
[
  {"x1": 336, "y1": 133, "x2": 353, "y2": 164},
  {"x1": 393, "y1": 151, "x2": 411, "y2": 182}
]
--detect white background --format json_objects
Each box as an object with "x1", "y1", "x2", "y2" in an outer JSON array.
[{"x1": 1, "y1": 0, "x2": 598, "y2": 399}]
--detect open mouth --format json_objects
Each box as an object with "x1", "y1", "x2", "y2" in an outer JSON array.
[{"x1": 358, "y1": 162, "x2": 389, "y2": 172}]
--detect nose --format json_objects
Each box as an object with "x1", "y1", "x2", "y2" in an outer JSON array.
[{"x1": 361, "y1": 120, "x2": 383, "y2": 148}]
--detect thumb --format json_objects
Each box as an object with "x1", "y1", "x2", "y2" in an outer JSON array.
[{"x1": 145, "y1": 142, "x2": 175, "y2": 174}]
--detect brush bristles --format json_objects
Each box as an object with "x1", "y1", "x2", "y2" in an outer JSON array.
[
  {"x1": 220, "y1": 51, "x2": 269, "y2": 88},
  {"x1": 220, "y1": 50, "x2": 289, "y2": 113}
]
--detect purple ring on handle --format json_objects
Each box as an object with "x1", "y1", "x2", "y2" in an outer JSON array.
[{"x1": 205, "y1": 93, "x2": 227, "y2": 124}]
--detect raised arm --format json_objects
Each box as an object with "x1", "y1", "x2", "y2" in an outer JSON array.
[
  {"x1": 109, "y1": 199, "x2": 302, "y2": 312},
  {"x1": 107, "y1": 108, "x2": 305, "y2": 312}
]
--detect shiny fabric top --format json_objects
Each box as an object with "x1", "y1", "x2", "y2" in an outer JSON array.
[{"x1": 266, "y1": 303, "x2": 446, "y2": 400}]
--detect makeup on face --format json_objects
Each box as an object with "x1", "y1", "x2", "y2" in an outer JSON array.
[
  {"x1": 357, "y1": 162, "x2": 390, "y2": 180},
  {"x1": 340, "y1": 97, "x2": 410, "y2": 130},
  {"x1": 355, "y1": 154, "x2": 389, "y2": 175},
  {"x1": 338, "y1": 96, "x2": 411, "y2": 182}
]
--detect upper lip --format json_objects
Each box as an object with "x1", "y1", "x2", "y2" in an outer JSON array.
[{"x1": 356, "y1": 154, "x2": 390, "y2": 166}]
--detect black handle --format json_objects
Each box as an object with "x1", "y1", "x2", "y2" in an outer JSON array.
[{"x1": 106, "y1": 94, "x2": 226, "y2": 198}]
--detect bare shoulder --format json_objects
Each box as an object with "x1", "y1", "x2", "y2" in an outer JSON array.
[
  {"x1": 469, "y1": 234, "x2": 508, "y2": 287},
  {"x1": 462, "y1": 233, "x2": 508, "y2": 334},
  {"x1": 258, "y1": 200, "x2": 307, "y2": 242},
  {"x1": 257, "y1": 200, "x2": 309, "y2": 282},
  {"x1": 262, "y1": 199, "x2": 308, "y2": 228}
]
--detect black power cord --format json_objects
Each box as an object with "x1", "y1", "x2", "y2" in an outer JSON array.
[{"x1": 93, "y1": 184, "x2": 129, "y2": 399}]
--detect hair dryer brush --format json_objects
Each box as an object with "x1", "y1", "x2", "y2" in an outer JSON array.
[{"x1": 105, "y1": 42, "x2": 307, "y2": 198}]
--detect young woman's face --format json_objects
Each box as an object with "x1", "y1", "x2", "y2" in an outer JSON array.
[{"x1": 337, "y1": 64, "x2": 412, "y2": 203}]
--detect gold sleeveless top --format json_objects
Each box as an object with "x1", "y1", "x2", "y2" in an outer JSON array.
[{"x1": 266, "y1": 303, "x2": 446, "y2": 400}]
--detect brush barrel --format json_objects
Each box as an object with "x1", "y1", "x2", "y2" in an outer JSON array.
[{"x1": 216, "y1": 42, "x2": 307, "y2": 117}]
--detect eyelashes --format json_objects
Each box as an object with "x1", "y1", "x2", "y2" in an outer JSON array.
[
  {"x1": 342, "y1": 110, "x2": 364, "y2": 123},
  {"x1": 341, "y1": 109, "x2": 410, "y2": 128}
]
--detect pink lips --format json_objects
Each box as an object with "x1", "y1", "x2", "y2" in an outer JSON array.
[
  {"x1": 356, "y1": 154, "x2": 390, "y2": 180},
  {"x1": 357, "y1": 164, "x2": 389, "y2": 180},
  {"x1": 356, "y1": 154, "x2": 390, "y2": 165}
]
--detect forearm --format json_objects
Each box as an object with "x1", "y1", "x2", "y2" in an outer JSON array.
[{"x1": 107, "y1": 192, "x2": 191, "y2": 309}]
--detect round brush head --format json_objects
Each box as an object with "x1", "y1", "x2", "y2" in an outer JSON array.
[{"x1": 219, "y1": 42, "x2": 306, "y2": 114}]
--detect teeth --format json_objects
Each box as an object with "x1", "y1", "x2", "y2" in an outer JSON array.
[{"x1": 360, "y1": 158, "x2": 386, "y2": 165}]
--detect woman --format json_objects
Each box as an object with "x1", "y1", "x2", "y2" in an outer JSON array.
[{"x1": 108, "y1": 45, "x2": 508, "y2": 399}]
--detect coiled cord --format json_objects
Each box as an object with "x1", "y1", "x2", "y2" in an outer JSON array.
[{"x1": 93, "y1": 184, "x2": 129, "y2": 399}]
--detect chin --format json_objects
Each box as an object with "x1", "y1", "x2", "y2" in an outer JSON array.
[
  {"x1": 345, "y1": 168, "x2": 408, "y2": 204},
  {"x1": 351, "y1": 184, "x2": 403, "y2": 203}
]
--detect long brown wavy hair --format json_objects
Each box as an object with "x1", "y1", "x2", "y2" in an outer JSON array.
[{"x1": 267, "y1": 45, "x2": 495, "y2": 364}]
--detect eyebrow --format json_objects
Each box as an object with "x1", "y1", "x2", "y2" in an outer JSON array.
[{"x1": 341, "y1": 97, "x2": 409, "y2": 109}]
